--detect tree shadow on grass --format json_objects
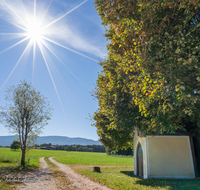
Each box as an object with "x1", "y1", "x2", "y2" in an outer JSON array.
[
  {"x1": 0, "y1": 162, "x2": 38, "y2": 171},
  {"x1": 0, "y1": 164, "x2": 55, "y2": 190},
  {"x1": 120, "y1": 170, "x2": 142, "y2": 179},
  {"x1": 0, "y1": 164, "x2": 39, "y2": 185},
  {"x1": 120, "y1": 170, "x2": 200, "y2": 190}
]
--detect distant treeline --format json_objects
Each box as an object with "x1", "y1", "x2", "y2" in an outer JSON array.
[
  {"x1": 39, "y1": 143, "x2": 106, "y2": 153},
  {"x1": 55, "y1": 144, "x2": 105, "y2": 152}
]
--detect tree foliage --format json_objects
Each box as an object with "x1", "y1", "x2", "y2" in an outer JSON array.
[
  {"x1": 92, "y1": 57, "x2": 141, "y2": 149},
  {"x1": 0, "y1": 80, "x2": 52, "y2": 164},
  {"x1": 106, "y1": 147, "x2": 133, "y2": 156},
  {"x1": 10, "y1": 140, "x2": 20, "y2": 151},
  {"x1": 93, "y1": 0, "x2": 200, "y2": 149}
]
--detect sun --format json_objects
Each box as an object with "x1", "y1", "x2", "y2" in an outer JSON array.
[
  {"x1": 0, "y1": 0, "x2": 97, "y2": 111},
  {"x1": 26, "y1": 20, "x2": 43, "y2": 43},
  {"x1": 0, "y1": 0, "x2": 99, "y2": 121}
]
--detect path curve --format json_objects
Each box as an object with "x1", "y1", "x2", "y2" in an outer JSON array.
[
  {"x1": 49, "y1": 157, "x2": 112, "y2": 190},
  {"x1": 17, "y1": 157, "x2": 57, "y2": 190}
]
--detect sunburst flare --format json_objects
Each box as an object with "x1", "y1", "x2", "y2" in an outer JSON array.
[{"x1": 0, "y1": 0, "x2": 101, "y2": 117}]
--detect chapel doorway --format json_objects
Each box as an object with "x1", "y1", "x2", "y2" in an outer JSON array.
[{"x1": 137, "y1": 142, "x2": 143, "y2": 177}]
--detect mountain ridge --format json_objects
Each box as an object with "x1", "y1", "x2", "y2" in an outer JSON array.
[{"x1": 0, "y1": 135, "x2": 101, "y2": 146}]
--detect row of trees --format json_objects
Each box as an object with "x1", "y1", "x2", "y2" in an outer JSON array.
[
  {"x1": 93, "y1": 0, "x2": 200, "y2": 150},
  {"x1": 10, "y1": 141, "x2": 106, "y2": 153},
  {"x1": 54, "y1": 144, "x2": 105, "y2": 152}
]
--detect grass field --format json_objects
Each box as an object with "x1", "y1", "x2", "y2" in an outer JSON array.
[
  {"x1": 0, "y1": 148, "x2": 200, "y2": 190},
  {"x1": 79, "y1": 167, "x2": 200, "y2": 190},
  {"x1": 53, "y1": 152, "x2": 133, "y2": 166},
  {"x1": 0, "y1": 148, "x2": 133, "y2": 168},
  {"x1": 53, "y1": 151, "x2": 200, "y2": 190},
  {"x1": 0, "y1": 147, "x2": 69, "y2": 168}
]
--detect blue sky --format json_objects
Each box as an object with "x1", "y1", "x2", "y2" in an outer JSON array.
[{"x1": 0, "y1": 0, "x2": 107, "y2": 140}]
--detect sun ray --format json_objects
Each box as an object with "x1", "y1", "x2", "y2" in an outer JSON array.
[
  {"x1": 42, "y1": 40, "x2": 91, "y2": 94},
  {"x1": 42, "y1": 0, "x2": 88, "y2": 30},
  {"x1": 0, "y1": 33, "x2": 26, "y2": 36},
  {"x1": 45, "y1": 57, "x2": 79, "y2": 110},
  {"x1": 0, "y1": 40, "x2": 32, "y2": 91},
  {"x1": 0, "y1": 17, "x2": 27, "y2": 31},
  {"x1": 3, "y1": 0, "x2": 28, "y2": 29},
  {"x1": 32, "y1": 40, "x2": 36, "y2": 84},
  {"x1": 39, "y1": 0, "x2": 53, "y2": 24},
  {"x1": 31, "y1": 0, "x2": 38, "y2": 84},
  {"x1": 34, "y1": 0, "x2": 36, "y2": 20},
  {"x1": 41, "y1": 40, "x2": 80, "y2": 81},
  {"x1": 0, "y1": 36, "x2": 30, "y2": 54},
  {"x1": 42, "y1": 36, "x2": 98, "y2": 62},
  {"x1": 20, "y1": 0, "x2": 31, "y2": 25},
  {"x1": 38, "y1": 42, "x2": 67, "y2": 119}
]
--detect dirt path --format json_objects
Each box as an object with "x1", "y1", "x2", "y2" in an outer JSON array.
[
  {"x1": 17, "y1": 157, "x2": 57, "y2": 190},
  {"x1": 49, "y1": 157, "x2": 112, "y2": 190},
  {"x1": 16, "y1": 157, "x2": 112, "y2": 190}
]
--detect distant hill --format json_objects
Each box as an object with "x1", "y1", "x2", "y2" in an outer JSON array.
[{"x1": 0, "y1": 135, "x2": 101, "y2": 146}]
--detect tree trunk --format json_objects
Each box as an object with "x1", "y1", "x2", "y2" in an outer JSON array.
[{"x1": 21, "y1": 148, "x2": 26, "y2": 165}]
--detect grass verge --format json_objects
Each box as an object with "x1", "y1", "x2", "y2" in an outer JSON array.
[
  {"x1": 0, "y1": 179, "x2": 15, "y2": 190},
  {"x1": 0, "y1": 154, "x2": 39, "y2": 190},
  {"x1": 77, "y1": 167, "x2": 200, "y2": 190},
  {"x1": 0, "y1": 164, "x2": 39, "y2": 190}
]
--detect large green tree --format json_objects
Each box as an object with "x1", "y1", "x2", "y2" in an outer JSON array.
[
  {"x1": 0, "y1": 80, "x2": 52, "y2": 165},
  {"x1": 10, "y1": 140, "x2": 20, "y2": 151},
  {"x1": 92, "y1": 55, "x2": 143, "y2": 149},
  {"x1": 93, "y1": 0, "x2": 200, "y2": 148}
]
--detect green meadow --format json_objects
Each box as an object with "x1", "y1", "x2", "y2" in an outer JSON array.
[
  {"x1": 79, "y1": 167, "x2": 200, "y2": 190},
  {"x1": 53, "y1": 152, "x2": 133, "y2": 166},
  {"x1": 0, "y1": 148, "x2": 133, "y2": 168},
  {"x1": 0, "y1": 147, "x2": 69, "y2": 168},
  {"x1": 0, "y1": 148, "x2": 200, "y2": 190}
]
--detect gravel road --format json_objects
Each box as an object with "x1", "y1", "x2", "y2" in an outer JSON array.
[
  {"x1": 49, "y1": 157, "x2": 112, "y2": 190},
  {"x1": 17, "y1": 157, "x2": 57, "y2": 190},
  {"x1": 17, "y1": 156, "x2": 112, "y2": 190}
]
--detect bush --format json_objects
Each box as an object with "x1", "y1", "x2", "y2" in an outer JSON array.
[{"x1": 106, "y1": 147, "x2": 133, "y2": 156}]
